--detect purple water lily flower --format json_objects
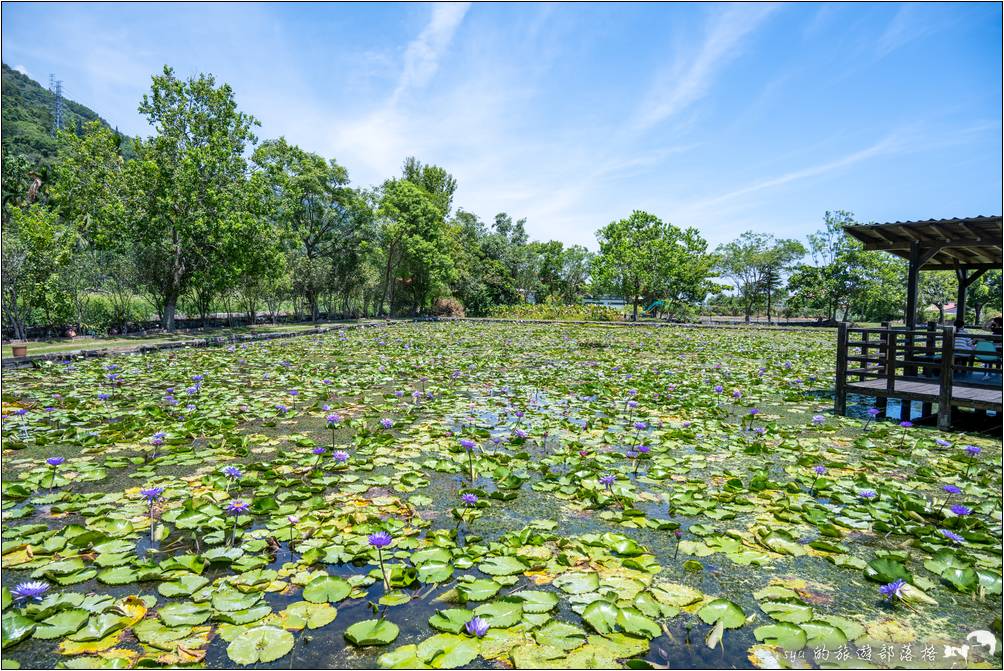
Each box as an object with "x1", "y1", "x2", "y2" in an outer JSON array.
[
  {"x1": 98, "y1": 393, "x2": 111, "y2": 401},
  {"x1": 812, "y1": 415, "x2": 825, "y2": 425},
  {"x1": 312, "y1": 447, "x2": 326, "y2": 455},
  {"x1": 368, "y1": 531, "x2": 392, "y2": 548},
  {"x1": 637, "y1": 445, "x2": 651, "y2": 454},
  {"x1": 465, "y1": 616, "x2": 490, "y2": 638},
  {"x1": 275, "y1": 404, "x2": 289, "y2": 414},
  {"x1": 46, "y1": 457, "x2": 65, "y2": 467},
  {"x1": 380, "y1": 418, "x2": 393, "y2": 429},
  {"x1": 935, "y1": 439, "x2": 951, "y2": 447},
  {"x1": 964, "y1": 445, "x2": 981, "y2": 457},
  {"x1": 460, "y1": 438, "x2": 476, "y2": 451},
  {"x1": 140, "y1": 486, "x2": 165, "y2": 501},
  {"x1": 950, "y1": 504, "x2": 971, "y2": 516},
  {"x1": 599, "y1": 474, "x2": 616, "y2": 489},
  {"x1": 226, "y1": 499, "x2": 250, "y2": 515},
  {"x1": 462, "y1": 493, "x2": 479, "y2": 506},
  {"x1": 813, "y1": 465, "x2": 826, "y2": 475},
  {"x1": 859, "y1": 489, "x2": 877, "y2": 500},
  {"x1": 943, "y1": 484, "x2": 961, "y2": 495},
  {"x1": 332, "y1": 450, "x2": 350, "y2": 464},
  {"x1": 899, "y1": 421, "x2": 913, "y2": 428},
  {"x1": 867, "y1": 408, "x2": 881, "y2": 417},
  {"x1": 513, "y1": 428, "x2": 528, "y2": 439},
  {"x1": 326, "y1": 414, "x2": 342, "y2": 427},
  {"x1": 223, "y1": 466, "x2": 243, "y2": 480},
  {"x1": 879, "y1": 579, "x2": 906, "y2": 601},
  {"x1": 633, "y1": 421, "x2": 647, "y2": 431},
  {"x1": 11, "y1": 581, "x2": 50, "y2": 602},
  {"x1": 939, "y1": 529, "x2": 965, "y2": 544},
  {"x1": 713, "y1": 385, "x2": 724, "y2": 394}
]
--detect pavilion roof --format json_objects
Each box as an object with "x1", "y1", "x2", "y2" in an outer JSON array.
[{"x1": 843, "y1": 215, "x2": 1002, "y2": 270}]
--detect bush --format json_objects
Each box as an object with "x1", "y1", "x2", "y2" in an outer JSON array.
[
  {"x1": 430, "y1": 297, "x2": 466, "y2": 318},
  {"x1": 487, "y1": 303, "x2": 623, "y2": 321}
]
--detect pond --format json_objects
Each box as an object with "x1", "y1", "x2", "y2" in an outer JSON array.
[{"x1": 1, "y1": 322, "x2": 1001, "y2": 669}]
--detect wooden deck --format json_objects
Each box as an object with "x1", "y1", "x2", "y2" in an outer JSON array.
[{"x1": 846, "y1": 378, "x2": 1003, "y2": 410}]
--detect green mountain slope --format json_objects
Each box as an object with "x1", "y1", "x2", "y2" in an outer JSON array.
[{"x1": 2, "y1": 62, "x2": 133, "y2": 165}]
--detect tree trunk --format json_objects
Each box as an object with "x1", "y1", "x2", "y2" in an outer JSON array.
[
  {"x1": 632, "y1": 280, "x2": 639, "y2": 322},
  {"x1": 163, "y1": 295, "x2": 178, "y2": 332},
  {"x1": 974, "y1": 304, "x2": 983, "y2": 325}
]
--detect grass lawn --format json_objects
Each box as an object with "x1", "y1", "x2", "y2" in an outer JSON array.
[{"x1": 2, "y1": 322, "x2": 357, "y2": 357}]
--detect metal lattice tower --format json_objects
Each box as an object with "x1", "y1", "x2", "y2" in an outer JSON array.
[{"x1": 49, "y1": 74, "x2": 64, "y2": 135}]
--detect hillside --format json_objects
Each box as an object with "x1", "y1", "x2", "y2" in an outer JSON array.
[{"x1": 1, "y1": 62, "x2": 133, "y2": 165}]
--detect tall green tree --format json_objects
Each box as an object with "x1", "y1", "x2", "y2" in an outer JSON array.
[
  {"x1": 123, "y1": 66, "x2": 262, "y2": 331},
  {"x1": 594, "y1": 210, "x2": 716, "y2": 321},
  {"x1": 377, "y1": 179, "x2": 454, "y2": 315},
  {"x1": 967, "y1": 270, "x2": 1002, "y2": 325},
  {"x1": 252, "y1": 137, "x2": 359, "y2": 322},
  {"x1": 716, "y1": 231, "x2": 805, "y2": 323}
]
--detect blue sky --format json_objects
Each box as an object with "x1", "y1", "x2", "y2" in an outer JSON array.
[{"x1": 3, "y1": 2, "x2": 1001, "y2": 249}]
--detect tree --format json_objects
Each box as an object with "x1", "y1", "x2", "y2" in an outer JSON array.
[
  {"x1": 252, "y1": 137, "x2": 359, "y2": 322},
  {"x1": 715, "y1": 232, "x2": 804, "y2": 323},
  {"x1": 123, "y1": 66, "x2": 261, "y2": 331},
  {"x1": 967, "y1": 271, "x2": 1002, "y2": 325},
  {"x1": 401, "y1": 156, "x2": 456, "y2": 217},
  {"x1": 786, "y1": 211, "x2": 909, "y2": 323},
  {"x1": 594, "y1": 210, "x2": 716, "y2": 321},
  {"x1": 920, "y1": 271, "x2": 956, "y2": 324},
  {"x1": 377, "y1": 179, "x2": 454, "y2": 315},
  {"x1": 2, "y1": 204, "x2": 72, "y2": 339}
]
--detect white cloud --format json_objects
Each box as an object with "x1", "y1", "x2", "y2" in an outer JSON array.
[
  {"x1": 389, "y1": 3, "x2": 470, "y2": 105},
  {"x1": 629, "y1": 4, "x2": 778, "y2": 134},
  {"x1": 13, "y1": 64, "x2": 30, "y2": 77}
]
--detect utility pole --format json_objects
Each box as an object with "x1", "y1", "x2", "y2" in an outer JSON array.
[{"x1": 49, "y1": 74, "x2": 64, "y2": 136}]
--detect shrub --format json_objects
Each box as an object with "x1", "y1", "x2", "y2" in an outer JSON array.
[
  {"x1": 430, "y1": 297, "x2": 466, "y2": 318},
  {"x1": 486, "y1": 303, "x2": 623, "y2": 321}
]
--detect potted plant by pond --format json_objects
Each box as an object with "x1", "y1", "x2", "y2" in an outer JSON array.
[{"x1": 11, "y1": 342, "x2": 28, "y2": 357}]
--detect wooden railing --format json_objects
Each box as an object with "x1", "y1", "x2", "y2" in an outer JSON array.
[{"x1": 835, "y1": 322, "x2": 1002, "y2": 428}]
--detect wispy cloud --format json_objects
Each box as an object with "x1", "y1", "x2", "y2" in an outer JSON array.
[
  {"x1": 876, "y1": 5, "x2": 945, "y2": 58},
  {"x1": 13, "y1": 64, "x2": 30, "y2": 77},
  {"x1": 389, "y1": 3, "x2": 470, "y2": 106},
  {"x1": 629, "y1": 4, "x2": 777, "y2": 134},
  {"x1": 681, "y1": 132, "x2": 905, "y2": 211}
]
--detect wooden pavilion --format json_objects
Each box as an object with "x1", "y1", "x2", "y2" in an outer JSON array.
[{"x1": 834, "y1": 216, "x2": 1003, "y2": 429}]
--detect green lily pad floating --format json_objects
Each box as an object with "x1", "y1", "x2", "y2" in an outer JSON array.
[
  {"x1": 754, "y1": 622, "x2": 807, "y2": 650},
  {"x1": 473, "y1": 598, "x2": 523, "y2": 628},
  {"x1": 158, "y1": 574, "x2": 209, "y2": 598},
  {"x1": 378, "y1": 644, "x2": 431, "y2": 669},
  {"x1": 477, "y1": 555, "x2": 528, "y2": 576},
  {"x1": 302, "y1": 575, "x2": 352, "y2": 603},
  {"x1": 429, "y1": 609, "x2": 474, "y2": 634},
  {"x1": 226, "y1": 625, "x2": 295, "y2": 664},
  {"x1": 31, "y1": 609, "x2": 89, "y2": 640},
  {"x1": 2, "y1": 613, "x2": 36, "y2": 649},
  {"x1": 512, "y1": 590, "x2": 558, "y2": 613},
  {"x1": 455, "y1": 579, "x2": 501, "y2": 602},
  {"x1": 281, "y1": 601, "x2": 338, "y2": 629},
  {"x1": 800, "y1": 620, "x2": 848, "y2": 648},
  {"x1": 553, "y1": 571, "x2": 599, "y2": 594},
  {"x1": 158, "y1": 601, "x2": 212, "y2": 627},
  {"x1": 345, "y1": 618, "x2": 400, "y2": 646},
  {"x1": 534, "y1": 620, "x2": 587, "y2": 651},
  {"x1": 415, "y1": 633, "x2": 480, "y2": 669},
  {"x1": 696, "y1": 599, "x2": 745, "y2": 629}
]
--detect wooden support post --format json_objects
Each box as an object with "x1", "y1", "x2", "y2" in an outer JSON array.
[
  {"x1": 938, "y1": 326, "x2": 955, "y2": 430},
  {"x1": 834, "y1": 322, "x2": 849, "y2": 415},
  {"x1": 921, "y1": 321, "x2": 935, "y2": 417},
  {"x1": 905, "y1": 242, "x2": 921, "y2": 329},
  {"x1": 955, "y1": 268, "x2": 969, "y2": 329},
  {"x1": 876, "y1": 322, "x2": 889, "y2": 412}
]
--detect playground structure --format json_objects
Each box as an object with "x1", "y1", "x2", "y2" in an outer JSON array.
[{"x1": 641, "y1": 300, "x2": 664, "y2": 317}]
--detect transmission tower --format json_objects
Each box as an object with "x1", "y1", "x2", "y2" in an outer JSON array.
[{"x1": 49, "y1": 74, "x2": 64, "y2": 135}]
